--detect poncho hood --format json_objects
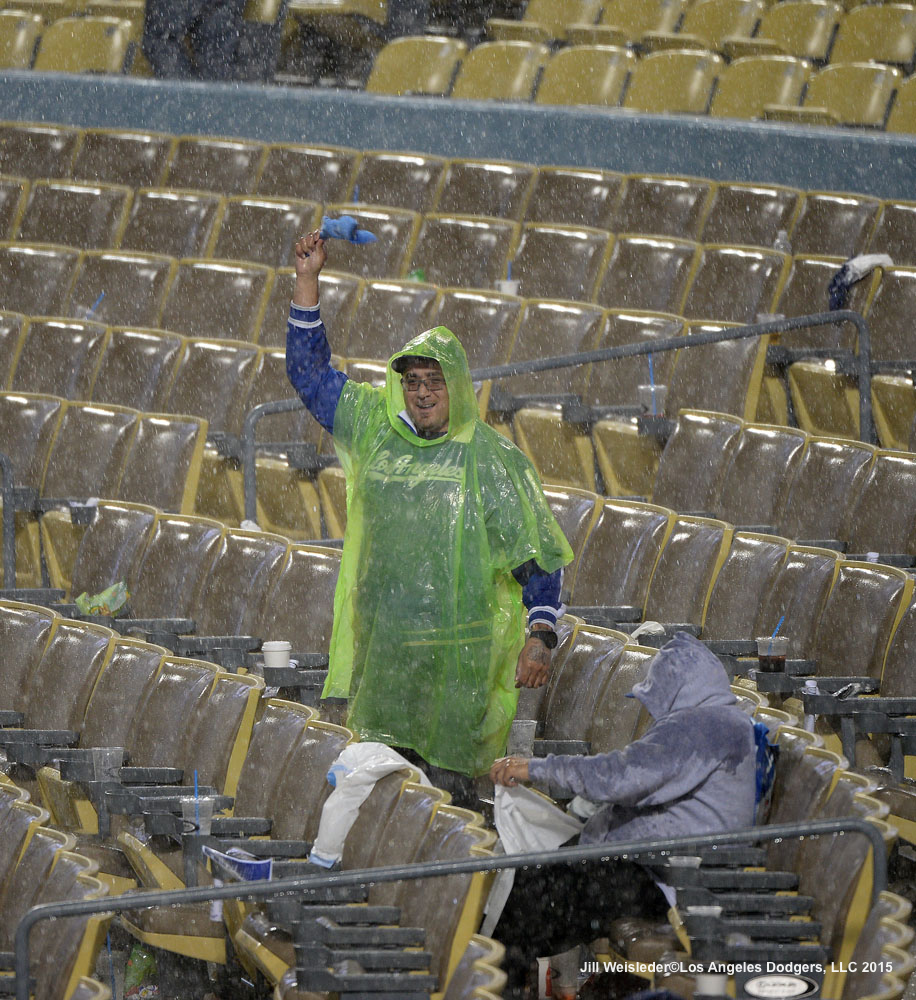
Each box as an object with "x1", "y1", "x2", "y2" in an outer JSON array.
[
  {"x1": 386, "y1": 326, "x2": 478, "y2": 445},
  {"x1": 630, "y1": 631, "x2": 737, "y2": 719}
]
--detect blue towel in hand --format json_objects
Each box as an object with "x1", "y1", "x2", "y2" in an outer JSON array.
[{"x1": 320, "y1": 215, "x2": 377, "y2": 244}]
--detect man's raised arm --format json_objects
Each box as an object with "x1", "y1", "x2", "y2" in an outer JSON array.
[{"x1": 287, "y1": 232, "x2": 348, "y2": 434}]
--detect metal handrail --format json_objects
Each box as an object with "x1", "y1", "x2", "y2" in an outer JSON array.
[
  {"x1": 14, "y1": 815, "x2": 886, "y2": 1000},
  {"x1": 242, "y1": 310, "x2": 872, "y2": 522}
]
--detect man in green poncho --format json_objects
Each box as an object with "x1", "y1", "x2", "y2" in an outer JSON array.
[{"x1": 286, "y1": 232, "x2": 574, "y2": 791}]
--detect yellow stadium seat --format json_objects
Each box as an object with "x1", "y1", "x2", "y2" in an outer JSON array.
[
  {"x1": 535, "y1": 45, "x2": 635, "y2": 107},
  {"x1": 643, "y1": 0, "x2": 765, "y2": 54},
  {"x1": 830, "y1": 3, "x2": 916, "y2": 72},
  {"x1": 567, "y1": 0, "x2": 687, "y2": 46},
  {"x1": 0, "y1": 10, "x2": 41, "y2": 69},
  {"x1": 365, "y1": 35, "x2": 467, "y2": 95},
  {"x1": 765, "y1": 62, "x2": 901, "y2": 127},
  {"x1": 622, "y1": 49, "x2": 723, "y2": 114},
  {"x1": 450, "y1": 40, "x2": 549, "y2": 101},
  {"x1": 725, "y1": 0, "x2": 842, "y2": 62},
  {"x1": 487, "y1": 0, "x2": 602, "y2": 43},
  {"x1": 886, "y1": 74, "x2": 916, "y2": 133},
  {"x1": 33, "y1": 15, "x2": 133, "y2": 73},
  {"x1": 709, "y1": 55, "x2": 811, "y2": 120}
]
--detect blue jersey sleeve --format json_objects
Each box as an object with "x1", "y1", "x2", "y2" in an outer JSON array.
[
  {"x1": 286, "y1": 301, "x2": 349, "y2": 434},
  {"x1": 512, "y1": 561, "x2": 564, "y2": 629}
]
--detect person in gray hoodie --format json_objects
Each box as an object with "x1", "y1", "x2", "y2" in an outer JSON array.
[{"x1": 489, "y1": 632, "x2": 758, "y2": 996}]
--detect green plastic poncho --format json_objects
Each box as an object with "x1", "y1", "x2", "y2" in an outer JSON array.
[{"x1": 323, "y1": 326, "x2": 574, "y2": 776}]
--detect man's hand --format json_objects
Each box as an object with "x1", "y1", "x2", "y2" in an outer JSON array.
[
  {"x1": 515, "y1": 630, "x2": 553, "y2": 689},
  {"x1": 294, "y1": 231, "x2": 327, "y2": 276},
  {"x1": 490, "y1": 756, "x2": 530, "y2": 786}
]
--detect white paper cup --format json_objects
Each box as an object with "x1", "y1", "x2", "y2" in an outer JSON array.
[
  {"x1": 181, "y1": 795, "x2": 214, "y2": 835},
  {"x1": 637, "y1": 383, "x2": 668, "y2": 415},
  {"x1": 496, "y1": 279, "x2": 520, "y2": 296},
  {"x1": 506, "y1": 718, "x2": 537, "y2": 756},
  {"x1": 262, "y1": 640, "x2": 291, "y2": 670}
]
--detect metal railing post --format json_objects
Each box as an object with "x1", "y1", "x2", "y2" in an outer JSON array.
[{"x1": 0, "y1": 452, "x2": 16, "y2": 589}]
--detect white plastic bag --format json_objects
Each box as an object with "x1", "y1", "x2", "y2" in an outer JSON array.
[
  {"x1": 480, "y1": 784, "x2": 583, "y2": 935},
  {"x1": 308, "y1": 742, "x2": 427, "y2": 868}
]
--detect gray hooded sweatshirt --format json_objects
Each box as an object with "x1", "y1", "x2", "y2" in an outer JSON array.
[{"x1": 528, "y1": 632, "x2": 757, "y2": 846}]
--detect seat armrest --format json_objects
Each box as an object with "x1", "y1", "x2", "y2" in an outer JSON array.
[
  {"x1": 533, "y1": 739, "x2": 590, "y2": 756},
  {"x1": 565, "y1": 605, "x2": 641, "y2": 627},
  {"x1": 0, "y1": 711, "x2": 24, "y2": 727}
]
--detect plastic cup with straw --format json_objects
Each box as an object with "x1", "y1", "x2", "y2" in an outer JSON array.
[{"x1": 756, "y1": 615, "x2": 788, "y2": 672}]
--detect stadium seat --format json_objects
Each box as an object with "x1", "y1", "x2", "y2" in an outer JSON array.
[
  {"x1": 64, "y1": 249, "x2": 177, "y2": 328},
  {"x1": 583, "y1": 310, "x2": 683, "y2": 410},
  {"x1": 208, "y1": 196, "x2": 321, "y2": 269},
  {"x1": 0, "y1": 121, "x2": 80, "y2": 178},
  {"x1": 641, "y1": 514, "x2": 732, "y2": 629},
  {"x1": 773, "y1": 254, "x2": 876, "y2": 351},
  {"x1": 322, "y1": 203, "x2": 420, "y2": 279},
  {"x1": 541, "y1": 484, "x2": 602, "y2": 575},
  {"x1": 348, "y1": 150, "x2": 447, "y2": 213},
  {"x1": 512, "y1": 406, "x2": 596, "y2": 490},
  {"x1": 591, "y1": 417, "x2": 665, "y2": 497},
  {"x1": 32, "y1": 16, "x2": 133, "y2": 74},
  {"x1": 594, "y1": 235, "x2": 698, "y2": 313},
  {"x1": 717, "y1": 422, "x2": 808, "y2": 530},
  {"x1": 886, "y1": 73, "x2": 916, "y2": 133},
  {"x1": 497, "y1": 299, "x2": 605, "y2": 399},
  {"x1": 41, "y1": 399, "x2": 137, "y2": 502},
  {"x1": 615, "y1": 174, "x2": 713, "y2": 241},
  {"x1": 709, "y1": 54, "x2": 812, "y2": 120},
  {"x1": 840, "y1": 449, "x2": 916, "y2": 561},
  {"x1": 585, "y1": 644, "x2": 657, "y2": 753},
  {"x1": 682, "y1": 244, "x2": 790, "y2": 323},
  {"x1": 118, "y1": 188, "x2": 226, "y2": 259},
  {"x1": 524, "y1": 166, "x2": 624, "y2": 228},
  {"x1": 159, "y1": 259, "x2": 273, "y2": 343},
  {"x1": 117, "y1": 412, "x2": 208, "y2": 513},
  {"x1": 534, "y1": 44, "x2": 635, "y2": 107},
  {"x1": 255, "y1": 542, "x2": 341, "y2": 656},
  {"x1": 727, "y1": 0, "x2": 843, "y2": 62},
  {"x1": 570, "y1": 499, "x2": 673, "y2": 616},
  {"x1": 247, "y1": 454, "x2": 322, "y2": 540},
  {"x1": 651, "y1": 409, "x2": 744, "y2": 514},
  {"x1": 487, "y1": 0, "x2": 602, "y2": 44},
  {"x1": 776, "y1": 434, "x2": 875, "y2": 544},
  {"x1": 787, "y1": 360, "x2": 860, "y2": 438},
  {"x1": 344, "y1": 278, "x2": 439, "y2": 359},
  {"x1": 766, "y1": 62, "x2": 901, "y2": 128},
  {"x1": 756, "y1": 544, "x2": 839, "y2": 657},
  {"x1": 809, "y1": 560, "x2": 913, "y2": 680},
  {"x1": 259, "y1": 268, "x2": 363, "y2": 348},
  {"x1": 666, "y1": 321, "x2": 770, "y2": 420},
  {"x1": 0, "y1": 391, "x2": 64, "y2": 495},
  {"x1": 869, "y1": 199, "x2": 916, "y2": 267},
  {"x1": 871, "y1": 374, "x2": 916, "y2": 451},
  {"x1": 701, "y1": 530, "x2": 789, "y2": 640},
  {"x1": 408, "y1": 213, "x2": 519, "y2": 289},
  {"x1": 365, "y1": 35, "x2": 467, "y2": 96},
  {"x1": 256, "y1": 143, "x2": 358, "y2": 203},
  {"x1": 70, "y1": 127, "x2": 174, "y2": 188},
  {"x1": 126, "y1": 512, "x2": 224, "y2": 620},
  {"x1": 9, "y1": 317, "x2": 107, "y2": 400},
  {"x1": 830, "y1": 3, "x2": 916, "y2": 72},
  {"x1": 14, "y1": 179, "x2": 132, "y2": 250},
  {"x1": 511, "y1": 223, "x2": 612, "y2": 302},
  {"x1": 0, "y1": 311, "x2": 24, "y2": 386},
  {"x1": 164, "y1": 135, "x2": 265, "y2": 196},
  {"x1": 434, "y1": 158, "x2": 537, "y2": 222},
  {"x1": 0, "y1": 10, "x2": 41, "y2": 70},
  {"x1": 434, "y1": 286, "x2": 523, "y2": 369},
  {"x1": 162, "y1": 337, "x2": 259, "y2": 435},
  {"x1": 700, "y1": 181, "x2": 801, "y2": 249},
  {"x1": 566, "y1": 0, "x2": 687, "y2": 46},
  {"x1": 644, "y1": 0, "x2": 765, "y2": 53},
  {"x1": 450, "y1": 40, "x2": 549, "y2": 101},
  {"x1": 622, "y1": 50, "x2": 723, "y2": 114},
  {"x1": 863, "y1": 266, "x2": 916, "y2": 363},
  {"x1": 89, "y1": 327, "x2": 183, "y2": 412},
  {"x1": 0, "y1": 174, "x2": 27, "y2": 240},
  {"x1": 789, "y1": 191, "x2": 881, "y2": 259}
]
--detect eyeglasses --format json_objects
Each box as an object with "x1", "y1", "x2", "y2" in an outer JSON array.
[{"x1": 401, "y1": 374, "x2": 447, "y2": 394}]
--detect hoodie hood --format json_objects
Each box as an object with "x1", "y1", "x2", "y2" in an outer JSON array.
[
  {"x1": 630, "y1": 631, "x2": 736, "y2": 720},
  {"x1": 386, "y1": 326, "x2": 479, "y2": 447}
]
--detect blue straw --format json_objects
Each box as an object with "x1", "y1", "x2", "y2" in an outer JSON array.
[
  {"x1": 106, "y1": 932, "x2": 116, "y2": 1000},
  {"x1": 768, "y1": 615, "x2": 785, "y2": 655},
  {"x1": 86, "y1": 291, "x2": 105, "y2": 318},
  {"x1": 194, "y1": 768, "x2": 199, "y2": 829},
  {"x1": 353, "y1": 184, "x2": 360, "y2": 202},
  {"x1": 507, "y1": 259, "x2": 512, "y2": 281}
]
